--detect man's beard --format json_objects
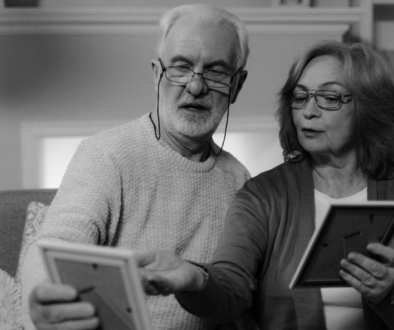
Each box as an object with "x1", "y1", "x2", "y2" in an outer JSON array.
[{"x1": 163, "y1": 98, "x2": 228, "y2": 139}]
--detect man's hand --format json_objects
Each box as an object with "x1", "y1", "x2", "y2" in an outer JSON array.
[
  {"x1": 29, "y1": 282, "x2": 99, "y2": 330},
  {"x1": 340, "y1": 243, "x2": 394, "y2": 305},
  {"x1": 135, "y1": 250, "x2": 206, "y2": 295}
]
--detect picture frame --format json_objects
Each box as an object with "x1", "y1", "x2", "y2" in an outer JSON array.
[
  {"x1": 289, "y1": 202, "x2": 394, "y2": 289},
  {"x1": 271, "y1": 0, "x2": 311, "y2": 7},
  {"x1": 38, "y1": 240, "x2": 152, "y2": 330}
]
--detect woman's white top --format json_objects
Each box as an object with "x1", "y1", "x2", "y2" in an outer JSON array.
[{"x1": 314, "y1": 187, "x2": 367, "y2": 330}]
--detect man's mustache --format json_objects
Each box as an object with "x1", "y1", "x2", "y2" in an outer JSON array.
[{"x1": 177, "y1": 100, "x2": 212, "y2": 110}]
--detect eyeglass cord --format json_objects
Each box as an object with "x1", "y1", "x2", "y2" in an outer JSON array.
[{"x1": 151, "y1": 73, "x2": 163, "y2": 140}]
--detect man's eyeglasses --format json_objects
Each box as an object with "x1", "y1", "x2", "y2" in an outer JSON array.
[
  {"x1": 158, "y1": 58, "x2": 238, "y2": 88},
  {"x1": 289, "y1": 90, "x2": 353, "y2": 111}
]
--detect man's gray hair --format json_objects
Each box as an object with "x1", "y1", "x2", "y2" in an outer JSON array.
[{"x1": 156, "y1": 4, "x2": 249, "y2": 70}]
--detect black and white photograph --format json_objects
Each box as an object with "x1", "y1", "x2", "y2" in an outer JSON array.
[{"x1": 1, "y1": 1, "x2": 394, "y2": 330}]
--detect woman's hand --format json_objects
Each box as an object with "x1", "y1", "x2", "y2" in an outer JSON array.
[
  {"x1": 29, "y1": 282, "x2": 99, "y2": 330},
  {"x1": 135, "y1": 250, "x2": 207, "y2": 295},
  {"x1": 340, "y1": 243, "x2": 394, "y2": 305}
]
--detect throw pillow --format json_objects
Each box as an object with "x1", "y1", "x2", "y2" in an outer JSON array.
[
  {"x1": 0, "y1": 269, "x2": 22, "y2": 330},
  {"x1": 15, "y1": 202, "x2": 49, "y2": 284}
]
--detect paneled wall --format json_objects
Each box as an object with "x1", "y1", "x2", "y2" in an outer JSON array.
[{"x1": 0, "y1": 1, "x2": 376, "y2": 189}]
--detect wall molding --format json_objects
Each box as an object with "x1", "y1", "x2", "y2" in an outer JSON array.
[{"x1": 0, "y1": 6, "x2": 370, "y2": 40}]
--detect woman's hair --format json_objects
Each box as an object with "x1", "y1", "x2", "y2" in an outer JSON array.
[
  {"x1": 156, "y1": 4, "x2": 249, "y2": 71},
  {"x1": 277, "y1": 40, "x2": 394, "y2": 179}
]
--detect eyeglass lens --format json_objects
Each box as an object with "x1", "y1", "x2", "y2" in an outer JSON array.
[{"x1": 165, "y1": 67, "x2": 231, "y2": 88}]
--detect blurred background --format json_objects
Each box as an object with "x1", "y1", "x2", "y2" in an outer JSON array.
[{"x1": 0, "y1": 0, "x2": 393, "y2": 189}]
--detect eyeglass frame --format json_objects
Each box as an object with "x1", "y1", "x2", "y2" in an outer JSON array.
[
  {"x1": 288, "y1": 90, "x2": 353, "y2": 111},
  {"x1": 158, "y1": 58, "x2": 241, "y2": 89}
]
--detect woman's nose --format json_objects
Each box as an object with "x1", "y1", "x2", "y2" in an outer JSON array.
[{"x1": 303, "y1": 95, "x2": 321, "y2": 118}]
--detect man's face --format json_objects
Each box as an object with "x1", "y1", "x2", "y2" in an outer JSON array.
[{"x1": 153, "y1": 16, "x2": 242, "y2": 141}]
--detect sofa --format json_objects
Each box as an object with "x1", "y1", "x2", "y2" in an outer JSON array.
[{"x1": 0, "y1": 189, "x2": 57, "y2": 329}]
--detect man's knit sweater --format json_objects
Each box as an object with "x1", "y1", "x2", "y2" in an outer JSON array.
[{"x1": 21, "y1": 113, "x2": 250, "y2": 330}]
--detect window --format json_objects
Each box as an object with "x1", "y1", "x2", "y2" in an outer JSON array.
[{"x1": 22, "y1": 118, "x2": 283, "y2": 188}]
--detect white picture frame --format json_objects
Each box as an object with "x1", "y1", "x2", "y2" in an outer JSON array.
[
  {"x1": 38, "y1": 240, "x2": 152, "y2": 330},
  {"x1": 271, "y1": 0, "x2": 311, "y2": 7}
]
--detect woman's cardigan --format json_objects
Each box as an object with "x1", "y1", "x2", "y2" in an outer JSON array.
[{"x1": 178, "y1": 158, "x2": 394, "y2": 330}]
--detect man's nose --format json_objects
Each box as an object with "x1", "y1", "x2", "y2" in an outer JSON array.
[{"x1": 186, "y1": 74, "x2": 209, "y2": 96}]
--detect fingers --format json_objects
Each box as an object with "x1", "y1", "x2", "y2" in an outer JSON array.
[
  {"x1": 32, "y1": 308, "x2": 99, "y2": 330},
  {"x1": 340, "y1": 258, "x2": 377, "y2": 290},
  {"x1": 339, "y1": 268, "x2": 371, "y2": 298},
  {"x1": 367, "y1": 243, "x2": 394, "y2": 265},
  {"x1": 31, "y1": 283, "x2": 78, "y2": 304},
  {"x1": 340, "y1": 252, "x2": 394, "y2": 304},
  {"x1": 136, "y1": 250, "x2": 176, "y2": 296},
  {"x1": 345, "y1": 252, "x2": 389, "y2": 281},
  {"x1": 139, "y1": 271, "x2": 167, "y2": 296},
  {"x1": 136, "y1": 250, "x2": 202, "y2": 295},
  {"x1": 139, "y1": 268, "x2": 179, "y2": 296},
  {"x1": 134, "y1": 250, "x2": 159, "y2": 268},
  {"x1": 339, "y1": 262, "x2": 382, "y2": 304},
  {"x1": 30, "y1": 283, "x2": 99, "y2": 330}
]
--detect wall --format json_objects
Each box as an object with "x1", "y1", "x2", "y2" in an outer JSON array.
[
  {"x1": 0, "y1": 0, "x2": 377, "y2": 189},
  {"x1": 374, "y1": 4, "x2": 394, "y2": 50}
]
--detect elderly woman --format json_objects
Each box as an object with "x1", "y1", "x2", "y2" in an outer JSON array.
[{"x1": 138, "y1": 40, "x2": 394, "y2": 330}]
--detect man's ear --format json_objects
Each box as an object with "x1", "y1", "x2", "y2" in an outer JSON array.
[
  {"x1": 230, "y1": 70, "x2": 248, "y2": 104},
  {"x1": 151, "y1": 59, "x2": 161, "y2": 92}
]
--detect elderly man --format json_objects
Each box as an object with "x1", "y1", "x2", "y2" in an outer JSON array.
[{"x1": 21, "y1": 3, "x2": 250, "y2": 330}]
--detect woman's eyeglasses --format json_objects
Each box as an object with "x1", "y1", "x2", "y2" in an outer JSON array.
[{"x1": 289, "y1": 90, "x2": 353, "y2": 111}]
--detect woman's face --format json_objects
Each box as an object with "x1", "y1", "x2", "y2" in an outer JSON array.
[{"x1": 291, "y1": 55, "x2": 355, "y2": 161}]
